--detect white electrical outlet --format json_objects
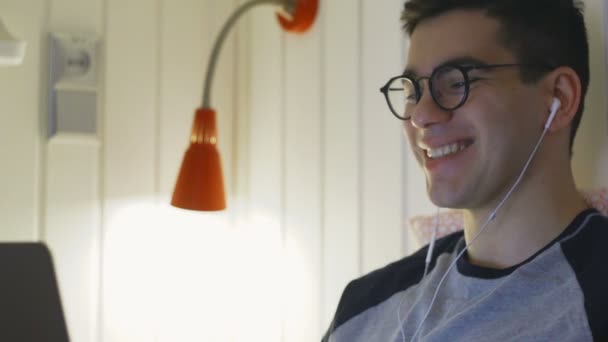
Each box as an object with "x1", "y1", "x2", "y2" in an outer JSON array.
[
  {"x1": 49, "y1": 32, "x2": 99, "y2": 137},
  {"x1": 0, "y1": 18, "x2": 26, "y2": 66}
]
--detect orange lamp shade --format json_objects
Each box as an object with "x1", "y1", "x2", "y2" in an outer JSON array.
[
  {"x1": 171, "y1": 108, "x2": 226, "y2": 211},
  {"x1": 277, "y1": 0, "x2": 318, "y2": 33}
]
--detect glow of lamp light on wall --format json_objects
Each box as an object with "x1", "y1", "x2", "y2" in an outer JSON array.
[
  {"x1": 103, "y1": 201, "x2": 294, "y2": 341},
  {"x1": 103, "y1": 201, "x2": 232, "y2": 340}
]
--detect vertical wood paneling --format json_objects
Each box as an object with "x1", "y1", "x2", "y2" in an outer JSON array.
[
  {"x1": 245, "y1": 6, "x2": 284, "y2": 342},
  {"x1": 360, "y1": 0, "x2": 406, "y2": 273},
  {"x1": 602, "y1": 0, "x2": 608, "y2": 184},
  {"x1": 248, "y1": 11, "x2": 283, "y2": 217},
  {"x1": 104, "y1": 0, "x2": 158, "y2": 200},
  {"x1": 49, "y1": 0, "x2": 102, "y2": 32},
  {"x1": 572, "y1": 0, "x2": 607, "y2": 187},
  {"x1": 0, "y1": 1, "x2": 45, "y2": 241},
  {"x1": 102, "y1": 0, "x2": 159, "y2": 340},
  {"x1": 233, "y1": 0, "x2": 252, "y2": 217},
  {"x1": 320, "y1": 0, "x2": 361, "y2": 329},
  {"x1": 283, "y1": 14, "x2": 323, "y2": 342},
  {"x1": 44, "y1": 1, "x2": 104, "y2": 341},
  {"x1": 45, "y1": 135, "x2": 100, "y2": 342}
]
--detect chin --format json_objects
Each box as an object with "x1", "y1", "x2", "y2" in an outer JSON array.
[
  {"x1": 427, "y1": 182, "x2": 471, "y2": 209},
  {"x1": 429, "y1": 197, "x2": 461, "y2": 209}
]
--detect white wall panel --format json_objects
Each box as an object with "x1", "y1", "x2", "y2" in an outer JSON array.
[
  {"x1": 320, "y1": 0, "x2": 361, "y2": 329},
  {"x1": 44, "y1": 0, "x2": 104, "y2": 341},
  {"x1": 245, "y1": 6, "x2": 284, "y2": 342},
  {"x1": 49, "y1": 0, "x2": 102, "y2": 33},
  {"x1": 233, "y1": 0, "x2": 252, "y2": 217},
  {"x1": 283, "y1": 17, "x2": 323, "y2": 342},
  {"x1": 103, "y1": 0, "x2": 159, "y2": 200},
  {"x1": 45, "y1": 135, "x2": 100, "y2": 342},
  {"x1": 602, "y1": 0, "x2": 608, "y2": 185},
  {"x1": 360, "y1": 0, "x2": 406, "y2": 273},
  {"x1": 573, "y1": 0, "x2": 607, "y2": 187},
  {"x1": 248, "y1": 7, "x2": 284, "y2": 223},
  {"x1": 102, "y1": 0, "x2": 159, "y2": 340},
  {"x1": 0, "y1": 0, "x2": 45, "y2": 241}
]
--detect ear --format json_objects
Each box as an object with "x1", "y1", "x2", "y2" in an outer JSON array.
[{"x1": 543, "y1": 66, "x2": 582, "y2": 132}]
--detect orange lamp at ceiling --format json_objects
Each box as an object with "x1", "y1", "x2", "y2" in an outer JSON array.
[{"x1": 171, "y1": 0, "x2": 318, "y2": 211}]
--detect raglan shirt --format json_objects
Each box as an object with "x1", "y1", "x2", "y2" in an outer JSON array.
[{"x1": 322, "y1": 209, "x2": 608, "y2": 341}]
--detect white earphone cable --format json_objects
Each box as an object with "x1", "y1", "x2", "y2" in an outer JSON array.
[
  {"x1": 397, "y1": 207, "x2": 440, "y2": 341},
  {"x1": 402, "y1": 105, "x2": 556, "y2": 342}
]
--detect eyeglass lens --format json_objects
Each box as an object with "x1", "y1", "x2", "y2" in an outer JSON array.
[{"x1": 386, "y1": 66, "x2": 467, "y2": 119}]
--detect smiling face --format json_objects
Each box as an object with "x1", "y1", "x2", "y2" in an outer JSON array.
[{"x1": 404, "y1": 10, "x2": 549, "y2": 210}]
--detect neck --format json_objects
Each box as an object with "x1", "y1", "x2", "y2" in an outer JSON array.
[{"x1": 462, "y1": 157, "x2": 588, "y2": 269}]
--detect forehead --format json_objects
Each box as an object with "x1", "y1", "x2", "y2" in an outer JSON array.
[{"x1": 406, "y1": 10, "x2": 515, "y2": 75}]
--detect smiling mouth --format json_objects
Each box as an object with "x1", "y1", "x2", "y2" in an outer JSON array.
[{"x1": 425, "y1": 140, "x2": 474, "y2": 159}]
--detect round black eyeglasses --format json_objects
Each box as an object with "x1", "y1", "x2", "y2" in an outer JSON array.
[{"x1": 379, "y1": 64, "x2": 549, "y2": 120}]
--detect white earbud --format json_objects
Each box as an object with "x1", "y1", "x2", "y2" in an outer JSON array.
[{"x1": 545, "y1": 98, "x2": 561, "y2": 129}]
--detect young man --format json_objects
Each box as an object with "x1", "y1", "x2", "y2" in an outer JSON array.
[{"x1": 323, "y1": 0, "x2": 608, "y2": 341}]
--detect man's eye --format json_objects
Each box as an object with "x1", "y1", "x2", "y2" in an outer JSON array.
[{"x1": 449, "y1": 81, "x2": 466, "y2": 89}]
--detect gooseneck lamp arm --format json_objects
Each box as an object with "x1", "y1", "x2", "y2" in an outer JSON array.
[
  {"x1": 172, "y1": 0, "x2": 318, "y2": 211},
  {"x1": 202, "y1": 0, "x2": 291, "y2": 108}
]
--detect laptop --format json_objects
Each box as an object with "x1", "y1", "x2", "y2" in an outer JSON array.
[{"x1": 0, "y1": 243, "x2": 70, "y2": 342}]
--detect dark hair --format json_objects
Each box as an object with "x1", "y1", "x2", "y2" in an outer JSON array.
[{"x1": 402, "y1": 0, "x2": 589, "y2": 153}]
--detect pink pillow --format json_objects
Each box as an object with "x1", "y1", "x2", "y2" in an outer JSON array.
[{"x1": 409, "y1": 188, "x2": 608, "y2": 246}]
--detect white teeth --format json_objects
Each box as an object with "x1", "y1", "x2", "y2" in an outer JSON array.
[
  {"x1": 443, "y1": 145, "x2": 451, "y2": 155},
  {"x1": 426, "y1": 142, "x2": 469, "y2": 159}
]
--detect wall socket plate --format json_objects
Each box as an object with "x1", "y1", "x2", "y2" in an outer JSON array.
[{"x1": 49, "y1": 32, "x2": 99, "y2": 137}]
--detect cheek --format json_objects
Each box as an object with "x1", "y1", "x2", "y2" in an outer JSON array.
[
  {"x1": 476, "y1": 114, "x2": 515, "y2": 156},
  {"x1": 473, "y1": 100, "x2": 539, "y2": 170}
]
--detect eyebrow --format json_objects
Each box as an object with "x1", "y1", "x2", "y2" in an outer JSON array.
[{"x1": 402, "y1": 56, "x2": 489, "y2": 78}]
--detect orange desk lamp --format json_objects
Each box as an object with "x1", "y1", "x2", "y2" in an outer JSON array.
[{"x1": 171, "y1": 0, "x2": 318, "y2": 211}]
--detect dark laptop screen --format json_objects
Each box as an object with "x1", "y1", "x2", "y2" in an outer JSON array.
[{"x1": 0, "y1": 243, "x2": 70, "y2": 342}]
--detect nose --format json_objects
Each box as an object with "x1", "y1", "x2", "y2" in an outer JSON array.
[{"x1": 410, "y1": 83, "x2": 453, "y2": 129}]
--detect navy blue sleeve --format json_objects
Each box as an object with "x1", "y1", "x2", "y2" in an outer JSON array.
[{"x1": 561, "y1": 213, "x2": 608, "y2": 341}]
